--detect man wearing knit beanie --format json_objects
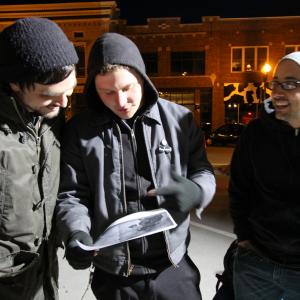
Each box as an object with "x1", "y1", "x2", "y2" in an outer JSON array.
[{"x1": 0, "y1": 17, "x2": 78, "y2": 300}]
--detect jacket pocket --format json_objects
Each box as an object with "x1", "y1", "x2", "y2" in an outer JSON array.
[{"x1": 0, "y1": 246, "x2": 39, "y2": 278}]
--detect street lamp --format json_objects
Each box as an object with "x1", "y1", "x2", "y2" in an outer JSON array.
[
  {"x1": 261, "y1": 63, "x2": 271, "y2": 100},
  {"x1": 256, "y1": 63, "x2": 271, "y2": 117},
  {"x1": 233, "y1": 103, "x2": 240, "y2": 123},
  {"x1": 228, "y1": 103, "x2": 240, "y2": 123}
]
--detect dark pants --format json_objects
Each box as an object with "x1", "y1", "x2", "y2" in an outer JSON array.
[
  {"x1": 234, "y1": 247, "x2": 300, "y2": 300},
  {"x1": 212, "y1": 285, "x2": 234, "y2": 300},
  {"x1": 91, "y1": 254, "x2": 202, "y2": 300}
]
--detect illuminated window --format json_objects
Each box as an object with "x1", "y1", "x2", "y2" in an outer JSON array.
[
  {"x1": 232, "y1": 48, "x2": 242, "y2": 71},
  {"x1": 159, "y1": 89, "x2": 195, "y2": 110},
  {"x1": 285, "y1": 45, "x2": 300, "y2": 54},
  {"x1": 231, "y1": 46, "x2": 268, "y2": 72}
]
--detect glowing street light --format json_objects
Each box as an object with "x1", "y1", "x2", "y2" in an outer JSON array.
[
  {"x1": 257, "y1": 63, "x2": 272, "y2": 117},
  {"x1": 261, "y1": 63, "x2": 271, "y2": 75},
  {"x1": 261, "y1": 63, "x2": 271, "y2": 101},
  {"x1": 227, "y1": 103, "x2": 240, "y2": 123},
  {"x1": 233, "y1": 103, "x2": 240, "y2": 123}
]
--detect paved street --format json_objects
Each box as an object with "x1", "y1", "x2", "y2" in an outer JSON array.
[{"x1": 58, "y1": 146, "x2": 235, "y2": 300}]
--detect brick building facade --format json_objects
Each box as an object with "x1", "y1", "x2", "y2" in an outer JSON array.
[{"x1": 1, "y1": 2, "x2": 300, "y2": 129}]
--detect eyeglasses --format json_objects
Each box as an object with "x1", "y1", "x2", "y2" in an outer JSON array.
[{"x1": 266, "y1": 80, "x2": 300, "y2": 90}]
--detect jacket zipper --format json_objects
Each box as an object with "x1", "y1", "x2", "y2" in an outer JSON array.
[
  {"x1": 115, "y1": 122, "x2": 134, "y2": 276},
  {"x1": 131, "y1": 118, "x2": 142, "y2": 210},
  {"x1": 140, "y1": 118, "x2": 177, "y2": 267},
  {"x1": 131, "y1": 119, "x2": 150, "y2": 272}
]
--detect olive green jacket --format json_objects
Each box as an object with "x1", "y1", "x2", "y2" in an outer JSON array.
[{"x1": 0, "y1": 91, "x2": 64, "y2": 299}]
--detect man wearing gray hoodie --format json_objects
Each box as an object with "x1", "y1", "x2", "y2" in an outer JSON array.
[{"x1": 56, "y1": 32, "x2": 215, "y2": 300}]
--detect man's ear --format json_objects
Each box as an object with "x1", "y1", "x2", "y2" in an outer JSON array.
[{"x1": 9, "y1": 83, "x2": 21, "y2": 92}]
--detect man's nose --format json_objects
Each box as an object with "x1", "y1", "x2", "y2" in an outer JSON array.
[
  {"x1": 116, "y1": 90, "x2": 127, "y2": 107},
  {"x1": 55, "y1": 94, "x2": 69, "y2": 108}
]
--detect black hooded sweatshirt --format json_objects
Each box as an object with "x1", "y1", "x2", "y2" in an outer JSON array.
[
  {"x1": 84, "y1": 32, "x2": 170, "y2": 274},
  {"x1": 229, "y1": 99, "x2": 300, "y2": 267}
]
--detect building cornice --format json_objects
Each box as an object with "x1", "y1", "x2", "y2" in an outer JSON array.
[{"x1": 0, "y1": 1, "x2": 117, "y2": 21}]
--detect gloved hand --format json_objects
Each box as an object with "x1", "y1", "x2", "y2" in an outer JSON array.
[
  {"x1": 65, "y1": 231, "x2": 94, "y2": 270},
  {"x1": 147, "y1": 170, "x2": 202, "y2": 213}
]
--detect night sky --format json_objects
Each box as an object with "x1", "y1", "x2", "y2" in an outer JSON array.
[
  {"x1": 116, "y1": 0, "x2": 298, "y2": 25},
  {"x1": 0, "y1": 0, "x2": 298, "y2": 25}
]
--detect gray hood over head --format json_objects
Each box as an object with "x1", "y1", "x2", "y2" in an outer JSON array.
[{"x1": 84, "y1": 32, "x2": 158, "y2": 112}]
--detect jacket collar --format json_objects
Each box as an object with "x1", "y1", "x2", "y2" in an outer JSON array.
[{"x1": 0, "y1": 92, "x2": 23, "y2": 124}]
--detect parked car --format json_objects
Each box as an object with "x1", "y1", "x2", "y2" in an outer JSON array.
[
  {"x1": 208, "y1": 123, "x2": 245, "y2": 146},
  {"x1": 200, "y1": 122, "x2": 212, "y2": 142}
]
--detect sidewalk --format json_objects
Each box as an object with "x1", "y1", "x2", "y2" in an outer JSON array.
[{"x1": 58, "y1": 249, "x2": 93, "y2": 299}]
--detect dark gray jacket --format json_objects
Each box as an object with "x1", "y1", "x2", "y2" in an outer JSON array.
[
  {"x1": 56, "y1": 98, "x2": 216, "y2": 275},
  {"x1": 56, "y1": 32, "x2": 216, "y2": 276},
  {"x1": 0, "y1": 91, "x2": 63, "y2": 299}
]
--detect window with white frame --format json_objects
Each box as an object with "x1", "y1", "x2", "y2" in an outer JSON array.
[
  {"x1": 285, "y1": 45, "x2": 300, "y2": 55},
  {"x1": 231, "y1": 46, "x2": 268, "y2": 72}
]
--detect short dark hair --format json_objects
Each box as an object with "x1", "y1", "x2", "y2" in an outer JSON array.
[
  {"x1": 12, "y1": 64, "x2": 76, "y2": 91},
  {"x1": 98, "y1": 64, "x2": 130, "y2": 75}
]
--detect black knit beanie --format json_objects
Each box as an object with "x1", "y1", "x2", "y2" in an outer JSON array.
[{"x1": 0, "y1": 17, "x2": 78, "y2": 82}]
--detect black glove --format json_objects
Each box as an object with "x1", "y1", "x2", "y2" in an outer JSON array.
[
  {"x1": 65, "y1": 231, "x2": 94, "y2": 270},
  {"x1": 148, "y1": 170, "x2": 202, "y2": 213}
]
